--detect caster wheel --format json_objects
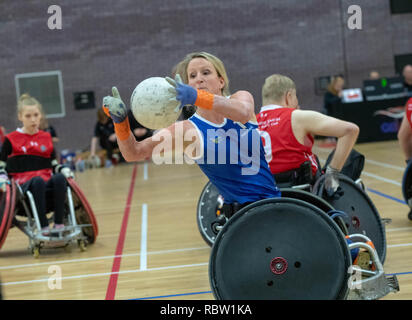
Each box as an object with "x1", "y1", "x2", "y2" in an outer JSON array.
[
  {"x1": 32, "y1": 247, "x2": 40, "y2": 259},
  {"x1": 78, "y1": 240, "x2": 87, "y2": 252},
  {"x1": 408, "y1": 210, "x2": 412, "y2": 221}
]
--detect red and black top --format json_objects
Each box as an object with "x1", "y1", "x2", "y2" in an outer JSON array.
[{"x1": 0, "y1": 129, "x2": 57, "y2": 185}]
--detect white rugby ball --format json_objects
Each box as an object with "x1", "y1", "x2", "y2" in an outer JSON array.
[{"x1": 130, "y1": 77, "x2": 181, "y2": 129}]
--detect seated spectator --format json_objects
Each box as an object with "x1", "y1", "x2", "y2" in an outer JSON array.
[
  {"x1": 323, "y1": 75, "x2": 345, "y2": 116},
  {"x1": 322, "y1": 75, "x2": 345, "y2": 145},
  {"x1": 369, "y1": 70, "x2": 380, "y2": 80},
  {"x1": 90, "y1": 108, "x2": 118, "y2": 167},
  {"x1": 127, "y1": 110, "x2": 153, "y2": 142},
  {"x1": 402, "y1": 65, "x2": 412, "y2": 97},
  {"x1": 40, "y1": 116, "x2": 59, "y2": 144}
]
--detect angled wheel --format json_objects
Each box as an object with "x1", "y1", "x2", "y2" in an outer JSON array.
[
  {"x1": 313, "y1": 174, "x2": 386, "y2": 263},
  {"x1": 67, "y1": 178, "x2": 98, "y2": 244},
  {"x1": 209, "y1": 197, "x2": 351, "y2": 300},
  {"x1": 0, "y1": 180, "x2": 16, "y2": 250},
  {"x1": 196, "y1": 181, "x2": 221, "y2": 246},
  {"x1": 402, "y1": 161, "x2": 412, "y2": 216}
]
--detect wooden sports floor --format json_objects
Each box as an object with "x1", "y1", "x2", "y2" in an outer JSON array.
[{"x1": 1, "y1": 140, "x2": 412, "y2": 300}]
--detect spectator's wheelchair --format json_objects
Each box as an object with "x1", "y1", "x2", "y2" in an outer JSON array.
[
  {"x1": 0, "y1": 177, "x2": 98, "y2": 258},
  {"x1": 197, "y1": 150, "x2": 398, "y2": 299}
]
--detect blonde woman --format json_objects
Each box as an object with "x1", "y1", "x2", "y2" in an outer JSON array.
[{"x1": 103, "y1": 52, "x2": 280, "y2": 217}]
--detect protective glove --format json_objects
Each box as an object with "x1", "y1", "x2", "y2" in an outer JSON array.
[
  {"x1": 166, "y1": 74, "x2": 198, "y2": 112},
  {"x1": 0, "y1": 173, "x2": 9, "y2": 193},
  {"x1": 60, "y1": 166, "x2": 74, "y2": 179},
  {"x1": 166, "y1": 74, "x2": 214, "y2": 111},
  {"x1": 102, "y1": 87, "x2": 128, "y2": 123},
  {"x1": 102, "y1": 87, "x2": 130, "y2": 140},
  {"x1": 324, "y1": 165, "x2": 344, "y2": 199},
  {"x1": 54, "y1": 165, "x2": 74, "y2": 179}
]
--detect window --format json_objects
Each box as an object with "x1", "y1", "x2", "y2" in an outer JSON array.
[
  {"x1": 390, "y1": 0, "x2": 412, "y2": 14},
  {"x1": 15, "y1": 70, "x2": 65, "y2": 118}
]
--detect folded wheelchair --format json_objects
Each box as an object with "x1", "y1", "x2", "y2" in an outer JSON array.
[
  {"x1": 196, "y1": 152, "x2": 399, "y2": 300},
  {"x1": 0, "y1": 177, "x2": 98, "y2": 258}
]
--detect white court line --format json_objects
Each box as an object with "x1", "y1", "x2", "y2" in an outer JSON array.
[
  {"x1": 317, "y1": 156, "x2": 401, "y2": 186},
  {"x1": 315, "y1": 150, "x2": 404, "y2": 171},
  {"x1": 364, "y1": 159, "x2": 404, "y2": 172},
  {"x1": 0, "y1": 246, "x2": 209, "y2": 271},
  {"x1": 143, "y1": 162, "x2": 148, "y2": 180},
  {"x1": 140, "y1": 203, "x2": 148, "y2": 271},
  {"x1": 360, "y1": 171, "x2": 401, "y2": 186},
  {"x1": 386, "y1": 227, "x2": 412, "y2": 232},
  {"x1": 388, "y1": 243, "x2": 412, "y2": 248},
  {"x1": 1, "y1": 262, "x2": 209, "y2": 286}
]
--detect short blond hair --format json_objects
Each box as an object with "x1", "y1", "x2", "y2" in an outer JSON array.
[
  {"x1": 174, "y1": 52, "x2": 230, "y2": 96},
  {"x1": 262, "y1": 74, "x2": 296, "y2": 106}
]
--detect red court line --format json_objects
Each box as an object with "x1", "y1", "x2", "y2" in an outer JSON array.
[{"x1": 105, "y1": 164, "x2": 138, "y2": 300}]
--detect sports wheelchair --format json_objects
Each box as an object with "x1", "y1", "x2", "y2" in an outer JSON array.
[
  {"x1": 196, "y1": 159, "x2": 397, "y2": 299},
  {"x1": 402, "y1": 161, "x2": 412, "y2": 220},
  {"x1": 0, "y1": 177, "x2": 98, "y2": 258}
]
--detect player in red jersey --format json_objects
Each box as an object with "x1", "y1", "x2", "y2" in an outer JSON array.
[
  {"x1": 257, "y1": 74, "x2": 359, "y2": 197},
  {"x1": 397, "y1": 97, "x2": 412, "y2": 163},
  {"x1": 0, "y1": 94, "x2": 73, "y2": 234}
]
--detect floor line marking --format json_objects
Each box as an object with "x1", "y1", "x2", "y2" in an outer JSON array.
[
  {"x1": 2, "y1": 262, "x2": 209, "y2": 286},
  {"x1": 140, "y1": 203, "x2": 148, "y2": 271},
  {"x1": 105, "y1": 164, "x2": 138, "y2": 300},
  {"x1": 0, "y1": 246, "x2": 210, "y2": 270}
]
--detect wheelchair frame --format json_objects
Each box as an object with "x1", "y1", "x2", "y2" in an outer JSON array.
[{"x1": 11, "y1": 179, "x2": 95, "y2": 257}]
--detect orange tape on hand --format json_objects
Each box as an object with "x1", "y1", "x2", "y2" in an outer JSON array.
[
  {"x1": 102, "y1": 105, "x2": 130, "y2": 141},
  {"x1": 102, "y1": 105, "x2": 111, "y2": 118},
  {"x1": 114, "y1": 118, "x2": 131, "y2": 141},
  {"x1": 194, "y1": 90, "x2": 214, "y2": 110}
]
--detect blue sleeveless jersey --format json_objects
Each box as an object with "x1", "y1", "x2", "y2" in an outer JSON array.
[{"x1": 189, "y1": 113, "x2": 281, "y2": 204}]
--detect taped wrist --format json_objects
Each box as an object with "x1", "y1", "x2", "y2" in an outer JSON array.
[
  {"x1": 326, "y1": 165, "x2": 339, "y2": 176},
  {"x1": 53, "y1": 163, "x2": 67, "y2": 174},
  {"x1": 194, "y1": 90, "x2": 214, "y2": 110},
  {"x1": 114, "y1": 118, "x2": 131, "y2": 141}
]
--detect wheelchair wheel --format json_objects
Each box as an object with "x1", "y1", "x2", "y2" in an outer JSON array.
[
  {"x1": 281, "y1": 188, "x2": 349, "y2": 235},
  {"x1": 67, "y1": 178, "x2": 98, "y2": 244},
  {"x1": 209, "y1": 197, "x2": 351, "y2": 300},
  {"x1": 0, "y1": 181, "x2": 16, "y2": 250},
  {"x1": 402, "y1": 161, "x2": 412, "y2": 213},
  {"x1": 313, "y1": 174, "x2": 386, "y2": 264},
  {"x1": 196, "y1": 181, "x2": 220, "y2": 246},
  {"x1": 280, "y1": 188, "x2": 334, "y2": 214}
]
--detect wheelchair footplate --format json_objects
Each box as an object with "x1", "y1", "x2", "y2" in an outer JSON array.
[{"x1": 346, "y1": 234, "x2": 399, "y2": 300}]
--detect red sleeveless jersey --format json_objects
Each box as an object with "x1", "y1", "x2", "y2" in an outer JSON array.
[
  {"x1": 406, "y1": 98, "x2": 412, "y2": 129},
  {"x1": 257, "y1": 105, "x2": 319, "y2": 175},
  {"x1": 4, "y1": 130, "x2": 54, "y2": 184}
]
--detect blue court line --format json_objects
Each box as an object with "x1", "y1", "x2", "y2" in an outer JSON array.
[
  {"x1": 130, "y1": 187, "x2": 408, "y2": 301},
  {"x1": 131, "y1": 290, "x2": 212, "y2": 300},
  {"x1": 366, "y1": 188, "x2": 406, "y2": 205},
  {"x1": 387, "y1": 271, "x2": 412, "y2": 276}
]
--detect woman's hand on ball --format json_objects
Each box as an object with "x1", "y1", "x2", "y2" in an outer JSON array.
[
  {"x1": 102, "y1": 87, "x2": 128, "y2": 123},
  {"x1": 166, "y1": 74, "x2": 198, "y2": 111}
]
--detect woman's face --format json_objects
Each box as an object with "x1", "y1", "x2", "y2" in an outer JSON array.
[
  {"x1": 18, "y1": 104, "x2": 42, "y2": 134},
  {"x1": 186, "y1": 57, "x2": 225, "y2": 96}
]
